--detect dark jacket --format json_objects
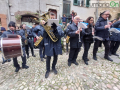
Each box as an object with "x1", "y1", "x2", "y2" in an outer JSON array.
[
  {"x1": 43, "y1": 26, "x2": 64, "y2": 56},
  {"x1": 67, "y1": 22, "x2": 82, "y2": 48},
  {"x1": 110, "y1": 21, "x2": 120, "y2": 41},
  {"x1": 18, "y1": 29, "x2": 28, "y2": 46},
  {"x1": 82, "y1": 25, "x2": 93, "y2": 43},
  {"x1": 33, "y1": 25, "x2": 44, "y2": 46},
  {"x1": 95, "y1": 17, "x2": 109, "y2": 41}
]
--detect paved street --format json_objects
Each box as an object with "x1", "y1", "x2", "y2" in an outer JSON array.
[{"x1": 0, "y1": 44, "x2": 120, "y2": 90}]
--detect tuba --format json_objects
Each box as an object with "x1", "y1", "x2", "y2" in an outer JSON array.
[{"x1": 41, "y1": 12, "x2": 58, "y2": 42}]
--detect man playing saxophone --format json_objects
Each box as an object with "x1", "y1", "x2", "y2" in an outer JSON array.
[
  {"x1": 42, "y1": 12, "x2": 64, "y2": 78},
  {"x1": 33, "y1": 21, "x2": 45, "y2": 61}
]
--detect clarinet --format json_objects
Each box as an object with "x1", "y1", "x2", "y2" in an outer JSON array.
[
  {"x1": 78, "y1": 22, "x2": 81, "y2": 42},
  {"x1": 107, "y1": 18, "x2": 112, "y2": 36}
]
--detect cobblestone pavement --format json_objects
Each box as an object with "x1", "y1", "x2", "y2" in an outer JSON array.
[{"x1": 0, "y1": 44, "x2": 120, "y2": 90}]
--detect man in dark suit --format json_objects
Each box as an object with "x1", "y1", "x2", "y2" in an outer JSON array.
[
  {"x1": 20, "y1": 24, "x2": 36, "y2": 58},
  {"x1": 67, "y1": 16, "x2": 82, "y2": 67},
  {"x1": 43, "y1": 13, "x2": 64, "y2": 78},
  {"x1": 1, "y1": 21, "x2": 29, "y2": 72},
  {"x1": 33, "y1": 22, "x2": 45, "y2": 61}
]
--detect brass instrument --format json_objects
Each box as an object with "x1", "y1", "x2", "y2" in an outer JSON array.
[
  {"x1": 66, "y1": 36, "x2": 70, "y2": 43},
  {"x1": 41, "y1": 12, "x2": 58, "y2": 42},
  {"x1": 25, "y1": 30, "x2": 28, "y2": 45},
  {"x1": 34, "y1": 36, "x2": 43, "y2": 47}
]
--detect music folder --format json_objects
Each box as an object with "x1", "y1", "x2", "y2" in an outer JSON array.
[{"x1": 48, "y1": 19, "x2": 59, "y2": 26}]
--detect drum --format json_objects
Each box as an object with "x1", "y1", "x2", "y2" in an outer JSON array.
[{"x1": 1, "y1": 37, "x2": 23, "y2": 59}]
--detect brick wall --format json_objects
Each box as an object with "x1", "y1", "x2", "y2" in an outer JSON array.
[{"x1": 0, "y1": 14, "x2": 7, "y2": 30}]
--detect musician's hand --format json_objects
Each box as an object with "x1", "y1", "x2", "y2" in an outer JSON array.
[
  {"x1": 17, "y1": 35, "x2": 21, "y2": 38},
  {"x1": 51, "y1": 23, "x2": 57, "y2": 30},
  {"x1": 109, "y1": 22, "x2": 112, "y2": 26},
  {"x1": 92, "y1": 32, "x2": 94, "y2": 35},
  {"x1": 75, "y1": 30, "x2": 80, "y2": 34},
  {"x1": 36, "y1": 36, "x2": 39, "y2": 40},
  {"x1": 105, "y1": 25, "x2": 110, "y2": 29}
]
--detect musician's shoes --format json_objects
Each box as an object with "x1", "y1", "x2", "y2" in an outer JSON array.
[
  {"x1": 93, "y1": 56, "x2": 97, "y2": 60},
  {"x1": 7, "y1": 59, "x2": 11, "y2": 62},
  {"x1": 82, "y1": 57, "x2": 89, "y2": 61},
  {"x1": 22, "y1": 65, "x2": 29, "y2": 69},
  {"x1": 112, "y1": 53, "x2": 119, "y2": 56},
  {"x1": 45, "y1": 71, "x2": 50, "y2": 78},
  {"x1": 41, "y1": 58, "x2": 44, "y2": 61},
  {"x1": 52, "y1": 68, "x2": 58, "y2": 74},
  {"x1": 32, "y1": 55, "x2": 36, "y2": 57},
  {"x1": 104, "y1": 56, "x2": 113, "y2": 62},
  {"x1": 27, "y1": 56, "x2": 29, "y2": 58},
  {"x1": 73, "y1": 61, "x2": 79, "y2": 65},
  {"x1": 15, "y1": 67, "x2": 20, "y2": 72},
  {"x1": 2, "y1": 60, "x2": 7, "y2": 64},
  {"x1": 44, "y1": 57, "x2": 47, "y2": 59},
  {"x1": 84, "y1": 61, "x2": 88, "y2": 65},
  {"x1": 68, "y1": 62, "x2": 71, "y2": 67}
]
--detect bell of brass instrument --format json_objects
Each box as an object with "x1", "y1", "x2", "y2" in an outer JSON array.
[
  {"x1": 41, "y1": 12, "x2": 58, "y2": 42},
  {"x1": 25, "y1": 30, "x2": 28, "y2": 45},
  {"x1": 34, "y1": 36, "x2": 43, "y2": 47}
]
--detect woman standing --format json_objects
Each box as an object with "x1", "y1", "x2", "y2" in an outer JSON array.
[
  {"x1": 93, "y1": 11, "x2": 113, "y2": 61},
  {"x1": 82, "y1": 17, "x2": 94, "y2": 65}
]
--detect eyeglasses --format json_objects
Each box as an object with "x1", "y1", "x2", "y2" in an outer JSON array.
[{"x1": 75, "y1": 18, "x2": 80, "y2": 20}]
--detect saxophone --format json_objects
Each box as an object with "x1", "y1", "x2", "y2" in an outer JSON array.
[
  {"x1": 66, "y1": 36, "x2": 70, "y2": 43},
  {"x1": 41, "y1": 12, "x2": 58, "y2": 42},
  {"x1": 25, "y1": 30, "x2": 28, "y2": 45},
  {"x1": 34, "y1": 36, "x2": 43, "y2": 47}
]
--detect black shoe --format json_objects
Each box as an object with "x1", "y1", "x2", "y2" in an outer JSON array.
[
  {"x1": 2, "y1": 60, "x2": 7, "y2": 64},
  {"x1": 22, "y1": 65, "x2": 29, "y2": 69},
  {"x1": 52, "y1": 68, "x2": 57, "y2": 74},
  {"x1": 104, "y1": 56, "x2": 113, "y2": 61},
  {"x1": 73, "y1": 62, "x2": 79, "y2": 65},
  {"x1": 32, "y1": 55, "x2": 36, "y2": 57},
  {"x1": 112, "y1": 53, "x2": 119, "y2": 56},
  {"x1": 15, "y1": 67, "x2": 20, "y2": 72},
  {"x1": 27, "y1": 56, "x2": 29, "y2": 58},
  {"x1": 84, "y1": 61, "x2": 88, "y2": 65},
  {"x1": 41, "y1": 58, "x2": 44, "y2": 61},
  {"x1": 7, "y1": 59, "x2": 11, "y2": 62},
  {"x1": 45, "y1": 71, "x2": 50, "y2": 78},
  {"x1": 109, "y1": 52, "x2": 111, "y2": 56},
  {"x1": 93, "y1": 56, "x2": 97, "y2": 60},
  {"x1": 68, "y1": 62, "x2": 71, "y2": 67},
  {"x1": 82, "y1": 57, "x2": 89, "y2": 61},
  {"x1": 44, "y1": 57, "x2": 47, "y2": 59}
]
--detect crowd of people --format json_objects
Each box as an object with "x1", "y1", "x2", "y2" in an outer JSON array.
[{"x1": 1, "y1": 10, "x2": 120, "y2": 78}]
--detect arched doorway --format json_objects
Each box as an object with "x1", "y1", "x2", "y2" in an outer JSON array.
[{"x1": 21, "y1": 15, "x2": 39, "y2": 27}]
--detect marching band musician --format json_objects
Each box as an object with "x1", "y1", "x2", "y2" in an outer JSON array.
[
  {"x1": 43, "y1": 12, "x2": 64, "y2": 78},
  {"x1": 82, "y1": 17, "x2": 94, "y2": 65},
  {"x1": 67, "y1": 16, "x2": 82, "y2": 67},
  {"x1": 33, "y1": 21, "x2": 45, "y2": 61},
  {"x1": 109, "y1": 20, "x2": 120, "y2": 56},
  {"x1": 93, "y1": 11, "x2": 113, "y2": 61},
  {"x1": 1, "y1": 21, "x2": 29, "y2": 72},
  {"x1": 19, "y1": 24, "x2": 36, "y2": 58}
]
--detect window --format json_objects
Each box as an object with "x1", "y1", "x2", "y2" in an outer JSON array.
[
  {"x1": 73, "y1": 0, "x2": 90, "y2": 7},
  {"x1": 73, "y1": 0, "x2": 84, "y2": 7},
  {"x1": 86, "y1": 0, "x2": 90, "y2": 7}
]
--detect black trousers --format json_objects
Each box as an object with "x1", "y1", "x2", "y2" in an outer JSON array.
[
  {"x1": 66, "y1": 43, "x2": 69, "y2": 52},
  {"x1": 13, "y1": 47, "x2": 26, "y2": 68},
  {"x1": 83, "y1": 42, "x2": 92, "y2": 61},
  {"x1": 68, "y1": 48, "x2": 80, "y2": 63},
  {"x1": 46, "y1": 49, "x2": 58, "y2": 71},
  {"x1": 110, "y1": 41, "x2": 120, "y2": 54},
  {"x1": 25, "y1": 43, "x2": 34, "y2": 56},
  {"x1": 39, "y1": 44, "x2": 45, "y2": 58},
  {"x1": 93, "y1": 40, "x2": 110, "y2": 57}
]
